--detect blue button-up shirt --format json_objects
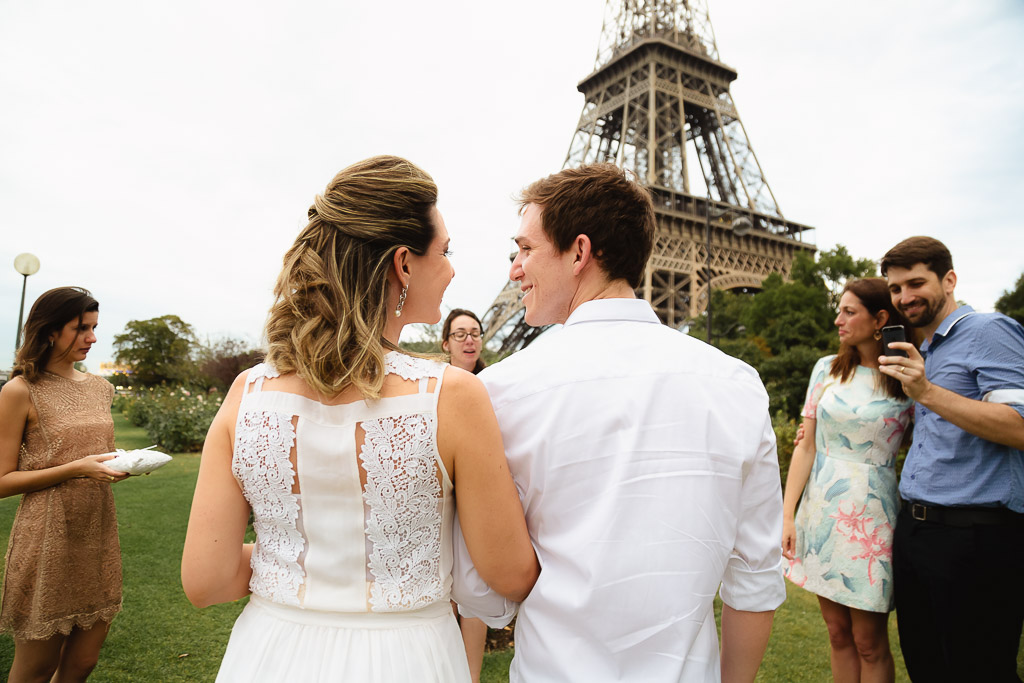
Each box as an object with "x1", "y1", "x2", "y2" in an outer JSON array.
[{"x1": 899, "y1": 305, "x2": 1024, "y2": 512}]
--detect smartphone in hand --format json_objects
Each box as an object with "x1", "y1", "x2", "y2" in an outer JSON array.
[{"x1": 881, "y1": 325, "x2": 909, "y2": 358}]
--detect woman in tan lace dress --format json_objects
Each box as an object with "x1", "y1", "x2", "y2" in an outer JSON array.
[{"x1": 0, "y1": 287, "x2": 128, "y2": 682}]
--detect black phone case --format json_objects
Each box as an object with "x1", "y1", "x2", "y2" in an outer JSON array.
[{"x1": 881, "y1": 326, "x2": 909, "y2": 357}]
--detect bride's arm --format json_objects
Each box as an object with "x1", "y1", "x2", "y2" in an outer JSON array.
[
  {"x1": 438, "y1": 369, "x2": 538, "y2": 602},
  {"x1": 181, "y1": 372, "x2": 254, "y2": 608}
]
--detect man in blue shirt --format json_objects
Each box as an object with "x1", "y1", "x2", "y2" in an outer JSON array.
[{"x1": 879, "y1": 236, "x2": 1024, "y2": 682}]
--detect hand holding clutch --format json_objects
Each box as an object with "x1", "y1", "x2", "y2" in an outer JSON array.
[{"x1": 100, "y1": 447, "x2": 172, "y2": 475}]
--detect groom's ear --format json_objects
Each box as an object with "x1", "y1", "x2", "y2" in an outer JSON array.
[{"x1": 571, "y1": 234, "x2": 593, "y2": 276}]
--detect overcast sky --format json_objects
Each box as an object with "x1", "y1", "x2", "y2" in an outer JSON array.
[{"x1": 2, "y1": 0, "x2": 1022, "y2": 371}]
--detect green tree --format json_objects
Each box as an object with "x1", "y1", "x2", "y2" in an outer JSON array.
[
  {"x1": 735, "y1": 271, "x2": 836, "y2": 415},
  {"x1": 688, "y1": 246, "x2": 876, "y2": 418},
  {"x1": 995, "y1": 273, "x2": 1024, "y2": 326},
  {"x1": 113, "y1": 315, "x2": 199, "y2": 386},
  {"x1": 814, "y1": 245, "x2": 877, "y2": 309},
  {"x1": 741, "y1": 271, "x2": 834, "y2": 356},
  {"x1": 693, "y1": 288, "x2": 757, "y2": 345}
]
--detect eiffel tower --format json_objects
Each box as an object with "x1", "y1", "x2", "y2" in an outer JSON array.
[{"x1": 482, "y1": 0, "x2": 816, "y2": 353}]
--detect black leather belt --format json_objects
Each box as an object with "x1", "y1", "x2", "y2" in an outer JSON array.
[{"x1": 903, "y1": 501, "x2": 1024, "y2": 527}]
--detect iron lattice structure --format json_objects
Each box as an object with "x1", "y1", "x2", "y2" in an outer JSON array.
[{"x1": 482, "y1": 0, "x2": 815, "y2": 353}]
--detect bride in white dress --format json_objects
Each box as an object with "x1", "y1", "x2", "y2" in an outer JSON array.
[{"x1": 181, "y1": 155, "x2": 539, "y2": 682}]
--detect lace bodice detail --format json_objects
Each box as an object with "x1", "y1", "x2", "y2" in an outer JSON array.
[
  {"x1": 386, "y1": 352, "x2": 438, "y2": 381},
  {"x1": 232, "y1": 355, "x2": 453, "y2": 613},
  {"x1": 362, "y1": 411, "x2": 443, "y2": 609},
  {"x1": 232, "y1": 364, "x2": 304, "y2": 605}
]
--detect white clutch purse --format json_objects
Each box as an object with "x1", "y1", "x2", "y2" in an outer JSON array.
[{"x1": 101, "y1": 447, "x2": 172, "y2": 475}]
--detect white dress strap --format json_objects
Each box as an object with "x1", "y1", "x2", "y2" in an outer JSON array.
[
  {"x1": 385, "y1": 352, "x2": 444, "y2": 383},
  {"x1": 245, "y1": 362, "x2": 281, "y2": 396}
]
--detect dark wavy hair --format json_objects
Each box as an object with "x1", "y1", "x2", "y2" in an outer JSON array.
[
  {"x1": 829, "y1": 278, "x2": 908, "y2": 399},
  {"x1": 13, "y1": 287, "x2": 99, "y2": 382},
  {"x1": 441, "y1": 308, "x2": 486, "y2": 374}
]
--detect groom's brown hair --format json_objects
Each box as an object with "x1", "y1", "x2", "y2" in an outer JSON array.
[{"x1": 517, "y1": 164, "x2": 655, "y2": 289}]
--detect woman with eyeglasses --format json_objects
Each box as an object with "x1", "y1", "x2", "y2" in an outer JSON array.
[
  {"x1": 440, "y1": 308, "x2": 488, "y2": 681},
  {"x1": 442, "y1": 309, "x2": 485, "y2": 375}
]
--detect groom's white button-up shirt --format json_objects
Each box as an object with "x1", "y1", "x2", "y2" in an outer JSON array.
[{"x1": 463, "y1": 298, "x2": 785, "y2": 683}]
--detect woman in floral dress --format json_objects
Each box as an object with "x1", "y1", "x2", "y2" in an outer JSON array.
[{"x1": 782, "y1": 278, "x2": 913, "y2": 683}]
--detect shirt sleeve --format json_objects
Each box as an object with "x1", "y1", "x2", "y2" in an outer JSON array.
[
  {"x1": 719, "y1": 409, "x2": 786, "y2": 612},
  {"x1": 449, "y1": 510, "x2": 519, "y2": 628},
  {"x1": 973, "y1": 316, "x2": 1024, "y2": 419},
  {"x1": 801, "y1": 356, "x2": 830, "y2": 421}
]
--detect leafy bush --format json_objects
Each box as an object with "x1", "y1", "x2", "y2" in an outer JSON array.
[
  {"x1": 114, "y1": 387, "x2": 222, "y2": 452},
  {"x1": 772, "y1": 410, "x2": 799, "y2": 485},
  {"x1": 118, "y1": 393, "x2": 158, "y2": 428}
]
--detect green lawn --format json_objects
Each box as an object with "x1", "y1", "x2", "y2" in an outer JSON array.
[{"x1": 0, "y1": 413, "x2": 1020, "y2": 680}]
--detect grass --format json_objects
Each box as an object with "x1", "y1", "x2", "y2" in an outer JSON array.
[
  {"x1": 756, "y1": 584, "x2": 906, "y2": 682},
  {"x1": 0, "y1": 412, "x2": 1020, "y2": 680}
]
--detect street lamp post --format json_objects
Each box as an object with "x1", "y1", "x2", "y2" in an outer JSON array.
[
  {"x1": 14, "y1": 253, "x2": 41, "y2": 358},
  {"x1": 704, "y1": 199, "x2": 752, "y2": 346}
]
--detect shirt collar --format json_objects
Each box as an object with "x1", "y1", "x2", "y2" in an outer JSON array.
[
  {"x1": 563, "y1": 298, "x2": 661, "y2": 327},
  {"x1": 922, "y1": 304, "x2": 975, "y2": 353}
]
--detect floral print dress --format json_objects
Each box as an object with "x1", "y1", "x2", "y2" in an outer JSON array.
[{"x1": 785, "y1": 355, "x2": 913, "y2": 612}]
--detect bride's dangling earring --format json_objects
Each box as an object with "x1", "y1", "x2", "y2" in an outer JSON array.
[{"x1": 394, "y1": 284, "x2": 408, "y2": 318}]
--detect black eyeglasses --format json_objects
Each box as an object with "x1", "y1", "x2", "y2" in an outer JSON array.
[{"x1": 449, "y1": 330, "x2": 481, "y2": 341}]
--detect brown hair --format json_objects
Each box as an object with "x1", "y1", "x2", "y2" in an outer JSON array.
[
  {"x1": 880, "y1": 236, "x2": 953, "y2": 279},
  {"x1": 517, "y1": 163, "x2": 656, "y2": 288},
  {"x1": 264, "y1": 155, "x2": 438, "y2": 398},
  {"x1": 829, "y1": 278, "x2": 908, "y2": 399},
  {"x1": 442, "y1": 308, "x2": 486, "y2": 374},
  {"x1": 13, "y1": 287, "x2": 99, "y2": 382}
]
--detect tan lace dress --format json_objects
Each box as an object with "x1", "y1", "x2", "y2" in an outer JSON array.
[{"x1": 0, "y1": 372, "x2": 122, "y2": 640}]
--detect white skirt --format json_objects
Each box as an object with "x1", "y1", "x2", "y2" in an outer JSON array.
[{"x1": 216, "y1": 597, "x2": 471, "y2": 682}]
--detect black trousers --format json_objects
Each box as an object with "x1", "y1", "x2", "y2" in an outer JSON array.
[{"x1": 893, "y1": 507, "x2": 1024, "y2": 682}]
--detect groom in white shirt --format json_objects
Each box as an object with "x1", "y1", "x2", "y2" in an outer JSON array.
[{"x1": 456, "y1": 163, "x2": 785, "y2": 682}]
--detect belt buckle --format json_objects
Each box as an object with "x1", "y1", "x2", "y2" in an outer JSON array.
[{"x1": 911, "y1": 503, "x2": 928, "y2": 521}]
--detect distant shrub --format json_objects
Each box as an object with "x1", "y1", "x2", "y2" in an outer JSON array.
[{"x1": 114, "y1": 387, "x2": 222, "y2": 452}]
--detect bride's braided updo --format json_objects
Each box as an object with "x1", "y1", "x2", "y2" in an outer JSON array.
[{"x1": 264, "y1": 155, "x2": 437, "y2": 398}]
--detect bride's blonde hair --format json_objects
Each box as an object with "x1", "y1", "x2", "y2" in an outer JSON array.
[{"x1": 265, "y1": 155, "x2": 437, "y2": 398}]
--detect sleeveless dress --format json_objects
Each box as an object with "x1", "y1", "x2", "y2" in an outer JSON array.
[
  {"x1": 784, "y1": 356, "x2": 913, "y2": 612},
  {"x1": 216, "y1": 353, "x2": 470, "y2": 682},
  {"x1": 0, "y1": 372, "x2": 121, "y2": 639}
]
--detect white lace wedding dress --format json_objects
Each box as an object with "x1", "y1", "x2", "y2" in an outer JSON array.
[{"x1": 216, "y1": 352, "x2": 470, "y2": 682}]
